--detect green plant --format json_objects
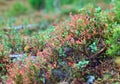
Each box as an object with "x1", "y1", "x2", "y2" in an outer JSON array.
[
  {"x1": 61, "y1": 6, "x2": 78, "y2": 15},
  {"x1": 45, "y1": 0, "x2": 54, "y2": 11},
  {"x1": 0, "y1": 49, "x2": 9, "y2": 78},
  {"x1": 60, "y1": 0, "x2": 74, "y2": 5},
  {"x1": 6, "y1": 17, "x2": 15, "y2": 28},
  {"x1": 58, "y1": 47, "x2": 66, "y2": 57},
  {"x1": 32, "y1": 34, "x2": 46, "y2": 50},
  {"x1": 7, "y1": 59, "x2": 41, "y2": 84},
  {"x1": 113, "y1": 0, "x2": 120, "y2": 23},
  {"x1": 0, "y1": 16, "x2": 5, "y2": 27},
  {"x1": 75, "y1": 60, "x2": 89, "y2": 70},
  {"x1": 28, "y1": 0, "x2": 45, "y2": 9},
  {"x1": 15, "y1": 74, "x2": 24, "y2": 84},
  {"x1": 6, "y1": 1, "x2": 28, "y2": 16},
  {"x1": 2, "y1": 2, "x2": 120, "y2": 83},
  {"x1": 2, "y1": 29, "x2": 23, "y2": 54},
  {"x1": 106, "y1": 26, "x2": 120, "y2": 56},
  {"x1": 89, "y1": 42, "x2": 98, "y2": 53}
]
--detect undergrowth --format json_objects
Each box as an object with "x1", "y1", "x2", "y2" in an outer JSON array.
[{"x1": 0, "y1": 1, "x2": 120, "y2": 84}]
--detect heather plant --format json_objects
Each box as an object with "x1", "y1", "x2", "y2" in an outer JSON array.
[
  {"x1": 0, "y1": 44, "x2": 9, "y2": 79},
  {"x1": 32, "y1": 34, "x2": 46, "y2": 51},
  {"x1": 2, "y1": 29, "x2": 23, "y2": 54},
  {"x1": 2, "y1": 2, "x2": 120, "y2": 83},
  {"x1": 45, "y1": 11, "x2": 108, "y2": 80},
  {"x1": 6, "y1": 58, "x2": 41, "y2": 84}
]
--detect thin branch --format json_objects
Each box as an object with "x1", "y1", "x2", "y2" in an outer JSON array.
[{"x1": 89, "y1": 46, "x2": 107, "y2": 59}]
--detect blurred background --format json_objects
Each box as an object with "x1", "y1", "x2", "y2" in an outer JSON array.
[{"x1": 0, "y1": 0, "x2": 114, "y2": 30}]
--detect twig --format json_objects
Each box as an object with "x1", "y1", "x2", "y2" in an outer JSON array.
[
  {"x1": 89, "y1": 46, "x2": 107, "y2": 59},
  {"x1": 3, "y1": 24, "x2": 39, "y2": 30},
  {"x1": 78, "y1": 49, "x2": 88, "y2": 57}
]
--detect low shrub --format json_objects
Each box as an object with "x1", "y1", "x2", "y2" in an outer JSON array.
[
  {"x1": 3, "y1": 4, "x2": 120, "y2": 84},
  {"x1": 2, "y1": 29, "x2": 23, "y2": 54},
  {"x1": 0, "y1": 44, "x2": 9, "y2": 79},
  {"x1": 106, "y1": 26, "x2": 120, "y2": 56}
]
